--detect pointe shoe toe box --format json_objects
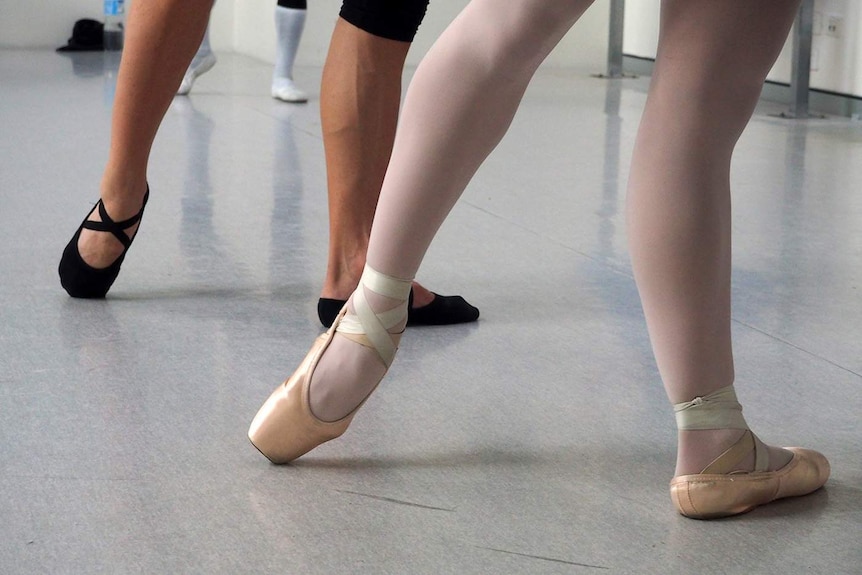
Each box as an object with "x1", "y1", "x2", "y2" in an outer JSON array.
[
  {"x1": 670, "y1": 447, "x2": 830, "y2": 519},
  {"x1": 777, "y1": 447, "x2": 830, "y2": 498},
  {"x1": 248, "y1": 335, "x2": 352, "y2": 464}
]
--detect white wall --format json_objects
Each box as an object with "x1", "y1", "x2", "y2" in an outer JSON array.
[
  {"x1": 0, "y1": 0, "x2": 610, "y2": 71},
  {"x1": 4, "y1": 0, "x2": 860, "y2": 94},
  {"x1": 621, "y1": 0, "x2": 659, "y2": 61},
  {"x1": 226, "y1": 0, "x2": 611, "y2": 70},
  {"x1": 784, "y1": 0, "x2": 862, "y2": 95},
  {"x1": 0, "y1": 0, "x2": 107, "y2": 49},
  {"x1": 0, "y1": 0, "x2": 235, "y2": 52},
  {"x1": 622, "y1": 0, "x2": 862, "y2": 97}
]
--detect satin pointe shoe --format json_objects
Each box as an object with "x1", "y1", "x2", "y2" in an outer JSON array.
[
  {"x1": 249, "y1": 266, "x2": 411, "y2": 464},
  {"x1": 58, "y1": 186, "x2": 150, "y2": 298},
  {"x1": 670, "y1": 385, "x2": 830, "y2": 519}
]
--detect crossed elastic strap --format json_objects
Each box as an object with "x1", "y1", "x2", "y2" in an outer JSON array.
[
  {"x1": 673, "y1": 385, "x2": 769, "y2": 474},
  {"x1": 335, "y1": 265, "x2": 412, "y2": 369},
  {"x1": 81, "y1": 189, "x2": 150, "y2": 249}
]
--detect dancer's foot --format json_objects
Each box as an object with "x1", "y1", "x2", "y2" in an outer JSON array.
[
  {"x1": 271, "y1": 77, "x2": 308, "y2": 103},
  {"x1": 59, "y1": 185, "x2": 149, "y2": 298},
  {"x1": 670, "y1": 387, "x2": 829, "y2": 518},
  {"x1": 318, "y1": 281, "x2": 479, "y2": 328},
  {"x1": 248, "y1": 265, "x2": 411, "y2": 463},
  {"x1": 177, "y1": 51, "x2": 216, "y2": 96}
]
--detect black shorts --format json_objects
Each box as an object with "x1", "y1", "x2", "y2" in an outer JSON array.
[
  {"x1": 277, "y1": 0, "x2": 307, "y2": 9},
  {"x1": 340, "y1": 0, "x2": 430, "y2": 43}
]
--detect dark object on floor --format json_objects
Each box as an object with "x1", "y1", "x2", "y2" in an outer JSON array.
[{"x1": 57, "y1": 19, "x2": 104, "y2": 52}]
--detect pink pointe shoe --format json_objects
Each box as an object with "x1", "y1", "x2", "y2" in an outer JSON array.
[{"x1": 248, "y1": 266, "x2": 411, "y2": 463}]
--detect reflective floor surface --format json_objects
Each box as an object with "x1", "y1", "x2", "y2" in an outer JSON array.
[{"x1": 1, "y1": 50, "x2": 860, "y2": 574}]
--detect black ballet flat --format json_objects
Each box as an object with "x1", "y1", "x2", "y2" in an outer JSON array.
[
  {"x1": 59, "y1": 186, "x2": 149, "y2": 299},
  {"x1": 318, "y1": 288, "x2": 479, "y2": 328}
]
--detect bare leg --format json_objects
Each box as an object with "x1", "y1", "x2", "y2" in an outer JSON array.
[
  {"x1": 626, "y1": 0, "x2": 801, "y2": 476},
  {"x1": 319, "y1": 18, "x2": 410, "y2": 301},
  {"x1": 77, "y1": 0, "x2": 214, "y2": 269},
  {"x1": 311, "y1": 17, "x2": 411, "y2": 419},
  {"x1": 318, "y1": 18, "x2": 467, "y2": 313}
]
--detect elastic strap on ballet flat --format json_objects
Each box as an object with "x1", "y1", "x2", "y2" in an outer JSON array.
[{"x1": 81, "y1": 189, "x2": 150, "y2": 249}]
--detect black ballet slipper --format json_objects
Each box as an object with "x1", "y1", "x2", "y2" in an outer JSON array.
[
  {"x1": 405, "y1": 290, "x2": 480, "y2": 326},
  {"x1": 59, "y1": 187, "x2": 149, "y2": 298},
  {"x1": 317, "y1": 288, "x2": 479, "y2": 328}
]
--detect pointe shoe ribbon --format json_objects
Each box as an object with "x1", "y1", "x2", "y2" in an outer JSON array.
[
  {"x1": 669, "y1": 386, "x2": 829, "y2": 519},
  {"x1": 333, "y1": 265, "x2": 413, "y2": 368},
  {"x1": 248, "y1": 266, "x2": 411, "y2": 464}
]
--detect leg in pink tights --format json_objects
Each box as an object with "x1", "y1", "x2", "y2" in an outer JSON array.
[
  {"x1": 250, "y1": 0, "x2": 594, "y2": 441},
  {"x1": 309, "y1": 0, "x2": 595, "y2": 422},
  {"x1": 251, "y1": 0, "x2": 828, "y2": 517},
  {"x1": 628, "y1": 0, "x2": 828, "y2": 517},
  {"x1": 627, "y1": 0, "x2": 801, "y2": 477}
]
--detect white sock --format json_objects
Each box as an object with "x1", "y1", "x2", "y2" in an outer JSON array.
[
  {"x1": 177, "y1": 26, "x2": 217, "y2": 96},
  {"x1": 271, "y1": 6, "x2": 307, "y2": 102},
  {"x1": 273, "y1": 6, "x2": 305, "y2": 80},
  {"x1": 195, "y1": 26, "x2": 213, "y2": 61}
]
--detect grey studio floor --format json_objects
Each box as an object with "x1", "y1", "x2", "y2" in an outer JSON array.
[{"x1": 1, "y1": 49, "x2": 861, "y2": 575}]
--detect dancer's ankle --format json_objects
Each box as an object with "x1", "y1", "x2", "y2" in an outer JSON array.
[
  {"x1": 99, "y1": 175, "x2": 148, "y2": 218},
  {"x1": 76, "y1": 181, "x2": 148, "y2": 270},
  {"x1": 320, "y1": 253, "x2": 366, "y2": 300},
  {"x1": 410, "y1": 282, "x2": 435, "y2": 308}
]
